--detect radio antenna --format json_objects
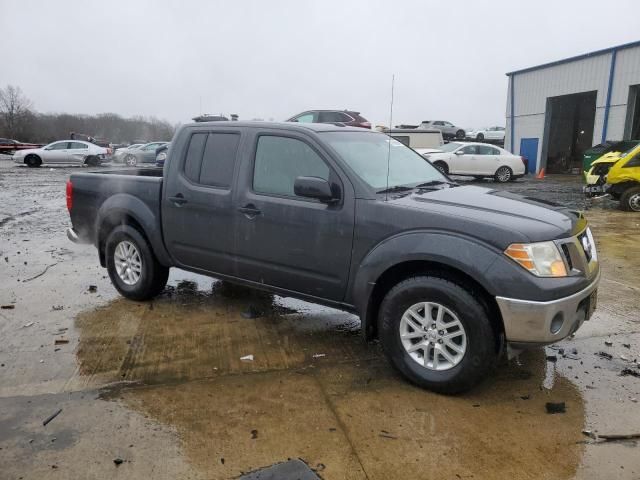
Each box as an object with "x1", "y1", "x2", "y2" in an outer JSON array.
[{"x1": 385, "y1": 74, "x2": 395, "y2": 202}]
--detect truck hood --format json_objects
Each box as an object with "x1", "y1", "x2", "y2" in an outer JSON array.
[{"x1": 388, "y1": 185, "x2": 583, "y2": 245}]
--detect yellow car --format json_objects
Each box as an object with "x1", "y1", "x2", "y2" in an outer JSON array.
[{"x1": 584, "y1": 143, "x2": 640, "y2": 211}]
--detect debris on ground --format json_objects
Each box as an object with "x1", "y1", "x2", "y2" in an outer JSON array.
[
  {"x1": 113, "y1": 458, "x2": 124, "y2": 466},
  {"x1": 546, "y1": 355, "x2": 558, "y2": 362},
  {"x1": 596, "y1": 351, "x2": 613, "y2": 360},
  {"x1": 240, "y1": 354, "x2": 254, "y2": 362},
  {"x1": 623, "y1": 343, "x2": 631, "y2": 349},
  {"x1": 621, "y1": 368, "x2": 640, "y2": 378},
  {"x1": 1, "y1": 305, "x2": 15, "y2": 310},
  {"x1": 583, "y1": 430, "x2": 640, "y2": 442},
  {"x1": 251, "y1": 429, "x2": 258, "y2": 439},
  {"x1": 42, "y1": 408, "x2": 62, "y2": 426},
  {"x1": 88, "y1": 285, "x2": 97, "y2": 293},
  {"x1": 379, "y1": 430, "x2": 397, "y2": 439},
  {"x1": 545, "y1": 402, "x2": 566, "y2": 414},
  {"x1": 52, "y1": 305, "x2": 64, "y2": 311},
  {"x1": 241, "y1": 305, "x2": 264, "y2": 319},
  {"x1": 54, "y1": 338, "x2": 69, "y2": 345},
  {"x1": 520, "y1": 394, "x2": 531, "y2": 400},
  {"x1": 22, "y1": 262, "x2": 59, "y2": 282},
  {"x1": 312, "y1": 353, "x2": 326, "y2": 359},
  {"x1": 604, "y1": 340, "x2": 613, "y2": 347},
  {"x1": 22, "y1": 322, "x2": 34, "y2": 328}
]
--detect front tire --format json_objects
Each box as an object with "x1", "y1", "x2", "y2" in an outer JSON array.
[
  {"x1": 456, "y1": 130, "x2": 465, "y2": 139},
  {"x1": 105, "y1": 225, "x2": 169, "y2": 301},
  {"x1": 476, "y1": 133, "x2": 484, "y2": 141},
  {"x1": 378, "y1": 276, "x2": 496, "y2": 394},
  {"x1": 433, "y1": 161, "x2": 448, "y2": 175},
  {"x1": 25, "y1": 154, "x2": 42, "y2": 168},
  {"x1": 620, "y1": 186, "x2": 640, "y2": 212},
  {"x1": 494, "y1": 166, "x2": 512, "y2": 183},
  {"x1": 125, "y1": 154, "x2": 137, "y2": 167}
]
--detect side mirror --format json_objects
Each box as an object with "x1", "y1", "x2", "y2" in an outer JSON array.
[
  {"x1": 455, "y1": 150, "x2": 464, "y2": 155},
  {"x1": 294, "y1": 176, "x2": 337, "y2": 203}
]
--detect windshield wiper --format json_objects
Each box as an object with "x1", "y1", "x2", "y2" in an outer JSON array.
[
  {"x1": 414, "y1": 180, "x2": 458, "y2": 189},
  {"x1": 376, "y1": 185, "x2": 414, "y2": 194}
]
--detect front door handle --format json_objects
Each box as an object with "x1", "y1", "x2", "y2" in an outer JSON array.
[
  {"x1": 169, "y1": 193, "x2": 187, "y2": 206},
  {"x1": 238, "y1": 204, "x2": 261, "y2": 218}
]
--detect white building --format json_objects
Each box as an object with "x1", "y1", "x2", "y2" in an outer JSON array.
[{"x1": 505, "y1": 41, "x2": 640, "y2": 174}]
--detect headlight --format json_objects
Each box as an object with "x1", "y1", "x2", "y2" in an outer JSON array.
[
  {"x1": 505, "y1": 241, "x2": 567, "y2": 277},
  {"x1": 157, "y1": 152, "x2": 167, "y2": 161}
]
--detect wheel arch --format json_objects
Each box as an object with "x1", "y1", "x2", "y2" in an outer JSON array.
[{"x1": 95, "y1": 194, "x2": 172, "y2": 268}]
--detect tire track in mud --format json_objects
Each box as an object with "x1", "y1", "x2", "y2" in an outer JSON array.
[{"x1": 0, "y1": 209, "x2": 38, "y2": 228}]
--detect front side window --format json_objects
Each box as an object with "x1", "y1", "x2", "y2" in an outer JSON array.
[
  {"x1": 322, "y1": 131, "x2": 445, "y2": 191},
  {"x1": 47, "y1": 142, "x2": 69, "y2": 150},
  {"x1": 461, "y1": 145, "x2": 478, "y2": 155},
  {"x1": 183, "y1": 133, "x2": 207, "y2": 183},
  {"x1": 253, "y1": 136, "x2": 329, "y2": 197}
]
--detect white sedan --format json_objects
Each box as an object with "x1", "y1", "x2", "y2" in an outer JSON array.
[
  {"x1": 423, "y1": 142, "x2": 525, "y2": 182},
  {"x1": 466, "y1": 126, "x2": 505, "y2": 142},
  {"x1": 13, "y1": 140, "x2": 109, "y2": 167}
]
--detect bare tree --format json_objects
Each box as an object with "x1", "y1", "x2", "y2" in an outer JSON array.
[{"x1": 0, "y1": 85, "x2": 34, "y2": 139}]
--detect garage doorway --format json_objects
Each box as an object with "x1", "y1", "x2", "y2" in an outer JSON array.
[
  {"x1": 625, "y1": 84, "x2": 640, "y2": 140},
  {"x1": 543, "y1": 91, "x2": 597, "y2": 174}
]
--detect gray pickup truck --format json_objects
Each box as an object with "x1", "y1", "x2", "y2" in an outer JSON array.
[{"x1": 66, "y1": 122, "x2": 600, "y2": 393}]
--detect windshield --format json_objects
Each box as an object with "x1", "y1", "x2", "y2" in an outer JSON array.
[
  {"x1": 439, "y1": 142, "x2": 462, "y2": 152},
  {"x1": 321, "y1": 131, "x2": 446, "y2": 191}
]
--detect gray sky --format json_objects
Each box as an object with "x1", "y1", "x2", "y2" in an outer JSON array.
[{"x1": 1, "y1": 0, "x2": 638, "y2": 128}]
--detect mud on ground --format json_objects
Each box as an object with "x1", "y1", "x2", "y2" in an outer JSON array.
[{"x1": 1, "y1": 162, "x2": 639, "y2": 479}]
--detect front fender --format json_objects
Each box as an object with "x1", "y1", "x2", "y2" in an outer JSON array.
[
  {"x1": 349, "y1": 232, "x2": 502, "y2": 333},
  {"x1": 95, "y1": 194, "x2": 172, "y2": 267}
]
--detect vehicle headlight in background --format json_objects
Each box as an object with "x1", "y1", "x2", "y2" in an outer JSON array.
[
  {"x1": 157, "y1": 152, "x2": 167, "y2": 161},
  {"x1": 504, "y1": 241, "x2": 567, "y2": 277}
]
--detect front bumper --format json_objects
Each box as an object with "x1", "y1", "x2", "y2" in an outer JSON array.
[{"x1": 496, "y1": 270, "x2": 600, "y2": 345}]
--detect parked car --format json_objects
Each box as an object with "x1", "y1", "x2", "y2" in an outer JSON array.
[
  {"x1": 582, "y1": 140, "x2": 639, "y2": 177},
  {"x1": 287, "y1": 110, "x2": 371, "y2": 129},
  {"x1": 466, "y1": 126, "x2": 505, "y2": 142},
  {"x1": 418, "y1": 120, "x2": 465, "y2": 139},
  {"x1": 122, "y1": 142, "x2": 169, "y2": 166},
  {"x1": 66, "y1": 121, "x2": 600, "y2": 394},
  {"x1": 584, "y1": 143, "x2": 640, "y2": 211},
  {"x1": 0, "y1": 138, "x2": 44, "y2": 155},
  {"x1": 424, "y1": 142, "x2": 526, "y2": 182},
  {"x1": 112, "y1": 144, "x2": 143, "y2": 163},
  {"x1": 155, "y1": 144, "x2": 169, "y2": 167},
  {"x1": 387, "y1": 129, "x2": 444, "y2": 155},
  {"x1": 12, "y1": 140, "x2": 108, "y2": 167}
]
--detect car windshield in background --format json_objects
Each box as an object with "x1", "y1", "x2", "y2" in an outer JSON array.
[
  {"x1": 322, "y1": 131, "x2": 446, "y2": 191},
  {"x1": 439, "y1": 142, "x2": 462, "y2": 152}
]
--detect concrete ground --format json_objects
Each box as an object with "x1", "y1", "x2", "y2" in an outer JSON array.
[{"x1": 1, "y1": 161, "x2": 639, "y2": 479}]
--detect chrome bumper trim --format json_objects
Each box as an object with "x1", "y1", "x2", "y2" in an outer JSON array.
[{"x1": 496, "y1": 270, "x2": 600, "y2": 344}]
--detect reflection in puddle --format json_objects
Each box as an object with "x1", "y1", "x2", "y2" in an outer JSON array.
[{"x1": 73, "y1": 278, "x2": 587, "y2": 479}]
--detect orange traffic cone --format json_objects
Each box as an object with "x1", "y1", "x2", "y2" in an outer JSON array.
[{"x1": 536, "y1": 168, "x2": 545, "y2": 179}]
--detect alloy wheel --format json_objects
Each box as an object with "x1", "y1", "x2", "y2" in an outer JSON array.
[{"x1": 114, "y1": 240, "x2": 142, "y2": 285}]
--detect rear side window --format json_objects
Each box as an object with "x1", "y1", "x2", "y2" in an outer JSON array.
[
  {"x1": 200, "y1": 133, "x2": 240, "y2": 187},
  {"x1": 253, "y1": 136, "x2": 329, "y2": 197},
  {"x1": 477, "y1": 145, "x2": 499, "y2": 155},
  {"x1": 70, "y1": 142, "x2": 88, "y2": 149},
  {"x1": 391, "y1": 135, "x2": 410, "y2": 147},
  {"x1": 319, "y1": 111, "x2": 352, "y2": 123},
  {"x1": 183, "y1": 132, "x2": 239, "y2": 188}
]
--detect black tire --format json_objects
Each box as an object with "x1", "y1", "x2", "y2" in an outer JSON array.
[
  {"x1": 85, "y1": 155, "x2": 100, "y2": 167},
  {"x1": 378, "y1": 276, "x2": 496, "y2": 394},
  {"x1": 476, "y1": 133, "x2": 484, "y2": 141},
  {"x1": 494, "y1": 166, "x2": 512, "y2": 183},
  {"x1": 105, "y1": 225, "x2": 169, "y2": 301},
  {"x1": 25, "y1": 154, "x2": 42, "y2": 168},
  {"x1": 433, "y1": 161, "x2": 448, "y2": 175},
  {"x1": 125, "y1": 154, "x2": 137, "y2": 167},
  {"x1": 456, "y1": 130, "x2": 465, "y2": 139},
  {"x1": 620, "y1": 186, "x2": 640, "y2": 212}
]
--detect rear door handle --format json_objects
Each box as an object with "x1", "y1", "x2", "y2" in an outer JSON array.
[
  {"x1": 169, "y1": 193, "x2": 187, "y2": 206},
  {"x1": 238, "y1": 204, "x2": 261, "y2": 218}
]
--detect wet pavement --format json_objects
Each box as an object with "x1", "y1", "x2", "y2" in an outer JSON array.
[{"x1": 1, "y1": 161, "x2": 639, "y2": 479}]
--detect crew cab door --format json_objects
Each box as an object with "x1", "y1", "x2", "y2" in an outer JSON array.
[
  {"x1": 234, "y1": 130, "x2": 355, "y2": 301},
  {"x1": 162, "y1": 129, "x2": 242, "y2": 275}
]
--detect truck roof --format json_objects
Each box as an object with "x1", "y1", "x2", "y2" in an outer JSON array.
[{"x1": 183, "y1": 121, "x2": 375, "y2": 133}]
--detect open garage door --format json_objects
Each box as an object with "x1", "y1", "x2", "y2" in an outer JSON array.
[{"x1": 543, "y1": 91, "x2": 596, "y2": 174}]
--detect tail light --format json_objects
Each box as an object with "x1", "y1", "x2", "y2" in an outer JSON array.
[
  {"x1": 66, "y1": 180, "x2": 73, "y2": 212},
  {"x1": 357, "y1": 122, "x2": 372, "y2": 129}
]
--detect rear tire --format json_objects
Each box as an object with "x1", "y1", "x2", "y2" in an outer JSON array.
[
  {"x1": 378, "y1": 276, "x2": 496, "y2": 394},
  {"x1": 433, "y1": 161, "x2": 448, "y2": 175},
  {"x1": 494, "y1": 166, "x2": 512, "y2": 183},
  {"x1": 476, "y1": 133, "x2": 484, "y2": 141},
  {"x1": 105, "y1": 225, "x2": 169, "y2": 301},
  {"x1": 125, "y1": 155, "x2": 137, "y2": 167},
  {"x1": 85, "y1": 155, "x2": 100, "y2": 167},
  {"x1": 620, "y1": 186, "x2": 640, "y2": 212},
  {"x1": 25, "y1": 154, "x2": 42, "y2": 168},
  {"x1": 456, "y1": 130, "x2": 465, "y2": 139}
]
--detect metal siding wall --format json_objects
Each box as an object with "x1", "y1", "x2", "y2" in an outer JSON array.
[
  {"x1": 608, "y1": 46, "x2": 640, "y2": 139},
  {"x1": 510, "y1": 53, "x2": 613, "y2": 172}
]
